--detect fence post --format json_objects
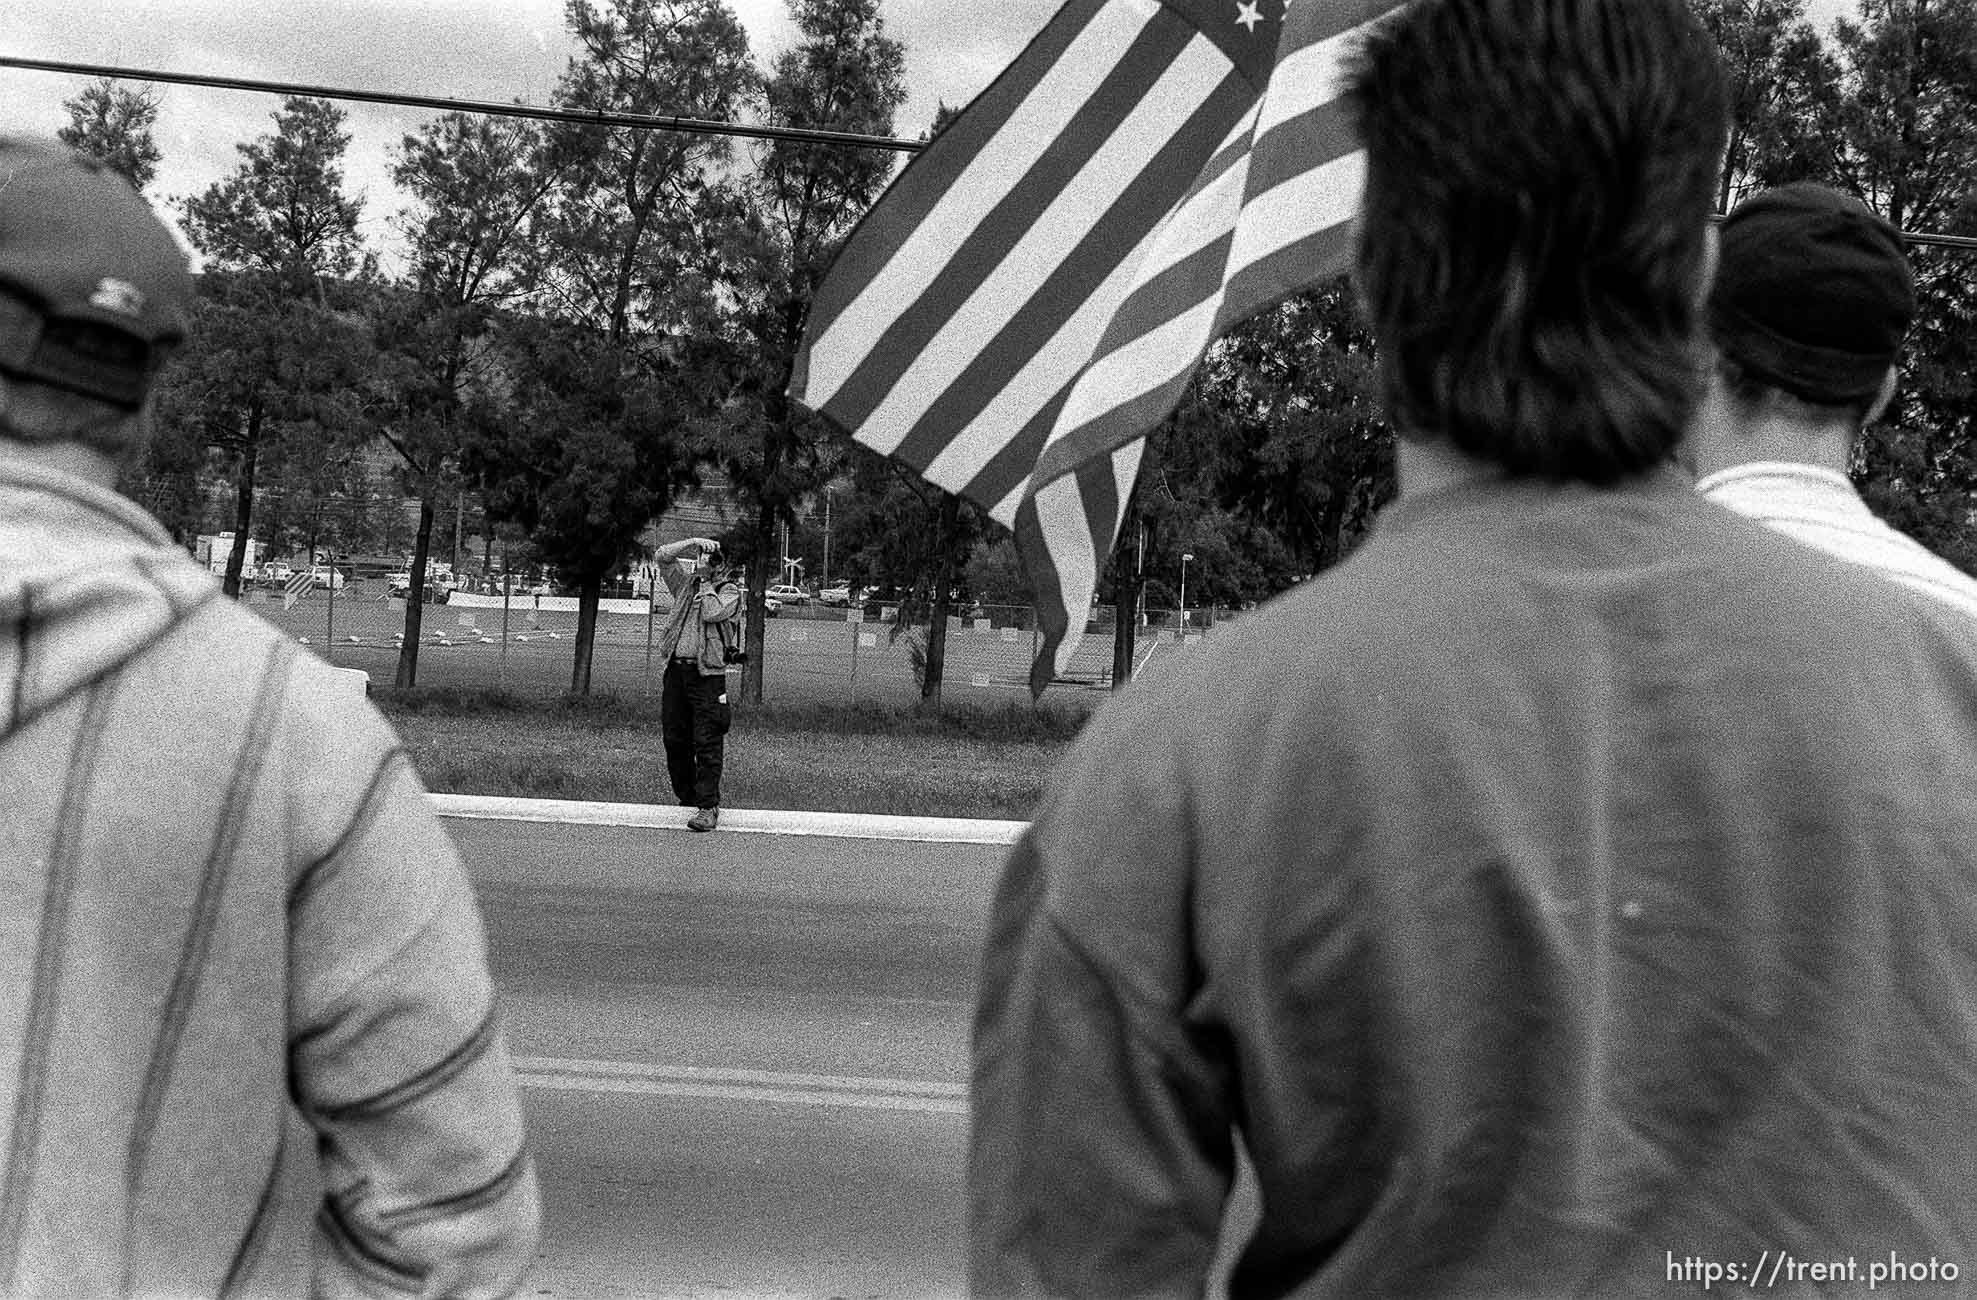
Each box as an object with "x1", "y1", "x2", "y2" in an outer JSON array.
[
  {"x1": 645, "y1": 578, "x2": 656, "y2": 689},
  {"x1": 500, "y1": 572, "x2": 511, "y2": 691},
  {"x1": 326, "y1": 569, "x2": 336, "y2": 664}
]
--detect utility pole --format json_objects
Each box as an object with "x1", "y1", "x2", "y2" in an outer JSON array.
[{"x1": 1180, "y1": 551, "x2": 1193, "y2": 633}]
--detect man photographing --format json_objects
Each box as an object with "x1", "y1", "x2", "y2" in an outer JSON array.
[{"x1": 653, "y1": 535, "x2": 742, "y2": 830}]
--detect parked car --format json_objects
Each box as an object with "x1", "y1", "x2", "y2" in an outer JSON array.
[
  {"x1": 817, "y1": 583, "x2": 853, "y2": 606},
  {"x1": 386, "y1": 573, "x2": 450, "y2": 603},
  {"x1": 761, "y1": 594, "x2": 783, "y2": 618},
  {"x1": 258, "y1": 562, "x2": 294, "y2": 586},
  {"x1": 308, "y1": 567, "x2": 348, "y2": 591},
  {"x1": 766, "y1": 583, "x2": 809, "y2": 606}
]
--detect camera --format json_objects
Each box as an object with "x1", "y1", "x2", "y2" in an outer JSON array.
[{"x1": 723, "y1": 646, "x2": 748, "y2": 665}]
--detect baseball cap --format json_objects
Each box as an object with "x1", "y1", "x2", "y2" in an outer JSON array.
[
  {"x1": 1708, "y1": 183, "x2": 1915, "y2": 405},
  {"x1": 0, "y1": 136, "x2": 193, "y2": 410}
]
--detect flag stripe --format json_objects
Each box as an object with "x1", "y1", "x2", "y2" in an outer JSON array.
[
  {"x1": 1217, "y1": 220, "x2": 1361, "y2": 335},
  {"x1": 795, "y1": 0, "x2": 1111, "y2": 359},
  {"x1": 1225, "y1": 150, "x2": 1366, "y2": 303},
  {"x1": 1015, "y1": 491, "x2": 1070, "y2": 694},
  {"x1": 793, "y1": 0, "x2": 1408, "y2": 698},
  {"x1": 1029, "y1": 468, "x2": 1106, "y2": 690},
  {"x1": 954, "y1": 379, "x2": 1079, "y2": 527},
  {"x1": 1253, "y1": 15, "x2": 1376, "y2": 141},
  {"x1": 912, "y1": 107, "x2": 1257, "y2": 493},
  {"x1": 829, "y1": 36, "x2": 1241, "y2": 455},
  {"x1": 802, "y1": 2, "x2": 1182, "y2": 414},
  {"x1": 1244, "y1": 99, "x2": 1360, "y2": 208},
  {"x1": 1046, "y1": 294, "x2": 1224, "y2": 472},
  {"x1": 1032, "y1": 442, "x2": 1141, "y2": 690},
  {"x1": 886, "y1": 73, "x2": 1253, "y2": 472},
  {"x1": 1038, "y1": 356, "x2": 1201, "y2": 493},
  {"x1": 1077, "y1": 231, "x2": 1237, "y2": 394},
  {"x1": 1016, "y1": 8, "x2": 1388, "y2": 690},
  {"x1": 1025, "y1": 244, "x2": 1358, "y2": 560},
  {"x1": 1036, "y1": 116, "x2": 1370, "y2": 487}
]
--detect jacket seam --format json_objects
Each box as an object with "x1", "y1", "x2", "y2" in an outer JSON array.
[
  {"x1": 123, "y1": 638, "x2": 297, "y2": 1273},
  {"x1": 9, "y1": 586, "x2": 29, "y2": 731},
  {"x1": 318, "y1": 1196, "x2": 423, "y2": 1290},
  {"x1": 379, "y1": 1147, "x2": 532, "y2": 1231},
  {"x1": 289, "y1": 747, "x2": 409, "y2": 914},
  {"x1": 312, "y1": 1007, "x2": 501, "y2": 1124},
  {"x1": 217, "y1": 1114, "x2": 288, "y2": 1300},
  {"x1": 0, "y1": 677, "x2": 122, "y2": 1290}
]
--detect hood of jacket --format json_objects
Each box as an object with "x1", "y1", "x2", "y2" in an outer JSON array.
[{"x1": 0, "y1": 459, "x2": 219, "y2": 739}]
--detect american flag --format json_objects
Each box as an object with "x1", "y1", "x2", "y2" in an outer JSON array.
[
  {"x1": 791, "y1": 0, "x2": 1402, "y2": 694},
  {"x1": 282, "y1": 569, "x2": 312, "y2": 611}
]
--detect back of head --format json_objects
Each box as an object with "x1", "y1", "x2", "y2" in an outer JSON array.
[
  {"x1": 1346, "y1": 0, "x2": 1730, "y2": 482},
  {"x1": 1709, "y1": 182, "x2": 1914, "y2": 419},
  {"x1": 0, "y1": 136, "x2": 193, "y2": 457}
]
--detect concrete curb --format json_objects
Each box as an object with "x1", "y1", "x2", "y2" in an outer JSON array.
[{"x1": 432, "y1": 794, "x2": 1027, "y2": 845}]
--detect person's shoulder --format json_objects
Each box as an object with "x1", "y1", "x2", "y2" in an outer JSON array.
[{"x1": 167, "y1": 595, "x2": 405, "y2": 752}]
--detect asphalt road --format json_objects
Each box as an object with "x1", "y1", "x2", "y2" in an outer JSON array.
[{"x1": 453, "y1": 817, "x2": 1005, "y2": 1299}]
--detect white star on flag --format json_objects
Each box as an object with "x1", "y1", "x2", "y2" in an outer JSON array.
[
  {"x1": 1236, "y1": 1, "x2": 1265, "y2": 31},
  {"x1": 790, "y1": 0, "x2": 1405, "y2": 694}
]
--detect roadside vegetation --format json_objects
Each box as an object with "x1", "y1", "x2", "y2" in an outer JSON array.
[{"x1": 375, "y1": 687, "x2": 1091, "y2": 820}]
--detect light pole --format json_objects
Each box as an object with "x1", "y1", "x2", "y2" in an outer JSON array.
[{"x1": 1179, "y1": 551, "x2": 1193, "y2": 632}]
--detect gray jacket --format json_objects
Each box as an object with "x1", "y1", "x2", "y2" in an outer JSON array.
[{"x1": 658, "y1": 562, "x2": 743, "y2": 675}]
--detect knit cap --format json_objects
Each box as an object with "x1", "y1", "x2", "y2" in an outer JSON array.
[{"x1": 1709, "y1": 182, "x2": 1915, "y2": 404}]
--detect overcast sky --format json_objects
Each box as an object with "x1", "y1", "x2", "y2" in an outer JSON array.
[{"x1": 0, "y1": 0, "x2": 1863, "y2": 262}]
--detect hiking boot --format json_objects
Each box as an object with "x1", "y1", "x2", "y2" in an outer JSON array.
[{"x1": 688, "y1": 806, "x2": 719, "y2": 832}]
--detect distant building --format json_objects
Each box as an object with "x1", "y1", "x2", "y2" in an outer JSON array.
[{"x1": 193, "y1": 532, "x2": 262, "y2": 576}]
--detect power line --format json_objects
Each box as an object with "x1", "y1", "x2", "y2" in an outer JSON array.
[
  {"x1": 1709, "y1": 208, "x2": 1977, "y2": 253},
  {"x1": 8, "y1": 55, "x2": 1974, "y2": 251},
  {"x1": 0, "y1": 55, "x2": 926, "y2": 154}
]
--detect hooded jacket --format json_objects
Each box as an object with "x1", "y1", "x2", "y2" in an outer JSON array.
[{"x1": 0, "y1": 460, "x2": 539, "y2": 1298}]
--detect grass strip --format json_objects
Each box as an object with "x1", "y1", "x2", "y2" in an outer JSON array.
[{"x1": 375, "y1": 687, "x2": 1090, "y2": 821}]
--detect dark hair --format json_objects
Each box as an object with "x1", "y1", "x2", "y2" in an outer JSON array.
[{"x1": 1346, "y1": 0, "x2": 1730, "y2": 483}]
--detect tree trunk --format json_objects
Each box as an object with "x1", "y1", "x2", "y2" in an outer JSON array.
[
  {"x1": 223, "y1": 405, "x2": 262, "y2": 599},
  {"x1": 1717, "y1": 126, "x2": 1742, "y2": 213},
  {"x1": 571, "y1": 574, "x2": 601, "y2": 695},
  {"x1": 1111, "y1": 503, "x2": 1142, "y2": 691},
  {"x1": 741, "y1": 292, "x2": 810, "y2": 707},
  {"x1": 742, "y1": 500, "x2": 776, "y2": 705},
  {"x1": 396, "y1": 490, "x2": 437, "y2": 688},
  {"x1": 921, "y1": 493, "x2": 961, "y2": 708}
]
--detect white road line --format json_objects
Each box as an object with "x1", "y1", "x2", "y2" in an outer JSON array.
[
  {"x1": 513, "y1": 1056, "x2": 969, "y2": 1116},
  {"x1": 435, "y1": 794, "x2": 1027, "y2": 845}
]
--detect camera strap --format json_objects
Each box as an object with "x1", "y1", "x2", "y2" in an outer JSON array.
[{"x1": 711, "y1": 585, "x2": 744, "y2": 656}]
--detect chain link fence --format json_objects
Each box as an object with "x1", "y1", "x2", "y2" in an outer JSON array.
[{"x1": 242, "y1": 579, "x2": 1234, "y2": 704}]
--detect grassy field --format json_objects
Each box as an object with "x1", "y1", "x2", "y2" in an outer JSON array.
[{"x1": 375, "y1": 687, "x2": 1092, "y2": 820}]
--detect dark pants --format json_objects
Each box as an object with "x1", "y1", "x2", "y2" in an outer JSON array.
[{"x1": 662, "y1": 660, "x2": 731, "y2": 809}]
